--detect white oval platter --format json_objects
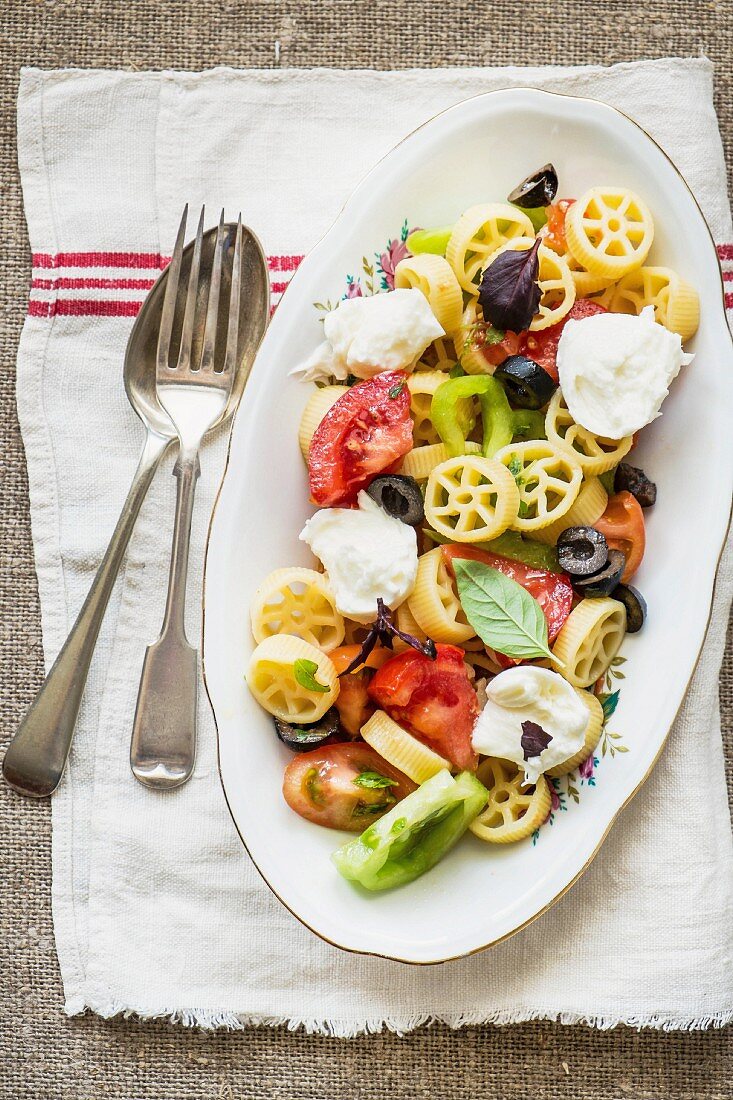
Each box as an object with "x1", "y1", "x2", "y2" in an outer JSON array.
[{"x1": 203, "y1": 88, "x2": 733, "y2": 963}]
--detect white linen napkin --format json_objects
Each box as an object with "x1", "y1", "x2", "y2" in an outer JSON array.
[{"x1": 16, "y1": 58, "x2": 733, "y2": 1035}]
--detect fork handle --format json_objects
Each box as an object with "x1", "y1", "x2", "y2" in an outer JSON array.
[
  {"x1": 3, "y1": 429, "x2": 172, "y2": 798},
  {"x1": 130, "y1": 446, "x2": 201, "y2": 789}
]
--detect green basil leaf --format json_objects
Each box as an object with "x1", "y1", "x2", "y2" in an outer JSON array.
[
  {"x1": 293, "y1": 658, "x2": 330, "y2": 693},
  {"x1": 453, "y1": 559, "x2": 554, "y2": 661},
  {"x1": 354, "y1": 770, "x2": 399, "y2": 790}
]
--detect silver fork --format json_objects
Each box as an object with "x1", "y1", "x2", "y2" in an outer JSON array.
[{"x1": 130, "y1": 206, "x2": 241, "y2": 789}]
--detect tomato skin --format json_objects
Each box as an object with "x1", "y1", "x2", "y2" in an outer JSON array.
[
  {"x1": 475, "y1": 329, "x2": 523, "y2": 369},
  {"x1": 328, "y1": 645, "x2": 392, "y2": 676},
  {"x1": 520, "y1": 299, "x2": 607, "y2": 383},
  {"x1": 594, "y1": 491, "x2": 646, "y2": 582},
  {"x1": 368, "y1": 644, "x2": 479, "y2": 772},
  {"x1": 441, "y1": 544, "x2": 573, "y2": 643},
  {"x1": 282, "y1": 743, "x2": 415, "y2": 831},
  {"x1": 542, "y1": 198, "x2": 575, "y2": 253},
  {"x1": 334, "y1": 672, "x2": 374, "y2": 738},
  {"x1": 308, "y1": 371, "x2": 413, "y2": 507}
]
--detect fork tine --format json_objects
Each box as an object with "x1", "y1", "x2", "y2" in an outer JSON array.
[
  {"x1": 223, "y1": 215, "x2": 242, "y2": 376},
  {"x1": 176, "y1": 205, "x2": 205, "y2": 371},
  {"x1": 157, "y1": 204, "x2": 188, "y2": 373},
  {"x1": 199, "y1": 210, "x2": 226, "y2": 373}
]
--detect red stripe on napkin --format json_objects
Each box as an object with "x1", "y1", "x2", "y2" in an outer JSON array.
[{"x1": 28, "y1": 299, "x2": 144, "y2": 318}]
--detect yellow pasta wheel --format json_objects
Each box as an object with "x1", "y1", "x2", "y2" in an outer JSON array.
[
  {"x1": 551, "y1": 597, "x2": 627, "y2": 688},
  {"x1": 392, "y1": 600, "x2": 428, "y2": 651},
  {"x1": 415, "y1": 334, "x2": 458, "y2": 372},
  {"x1": 490, "y1": 238, "x2": 576, "y2": 331},
  {"x1": 463, "y1": 647, "x2": 504, "y2": 678},
  {"x1": 408, "y1": 546, "x2": 475, "y2": 644},
  {"x1": 607, "y1": 266, "x2": 700, "y2": 341},
  {"x1": 494, "y1": 441, "x2": 582, "y2": 533},
  {"x1": 425, "y1": 454, "x2": 520, "y2": 543},
  {"x1": 566, "y1": 252, "x2": 616, "y2": 297},
  {"x1": 408, "y1": 371, "x2": 471, "y2": 448},
  {"x1": 298, "y1": 385, "x2": 347, "y2": 461},
  {"x1": 545, "y1": 390, "x2": 632, "y2": 475},
  {"x1": 532, "y1": 477, "x2": 609, "y2": 546},
  {"x1": 400, "y1": 440, "x2": 480, "y2": 480},
  {"x1": 250, "y1": 567, "x2": 345, "y2": 652},
  {"x1": 360, "y1": 710, "x2": 450, "y2": 784},
  {"x1": 565, "y1": 186, "x2": 654, "y2": 279},
  {"x1": 469, "y1": 759, "x2": 551, "y2": 844},
  {"x1": 246, "y1": 635, "x2": 339, "y2": 722},
  {"x1": 546, "y1": 690, "x2": 604, "y2": 777},
  {"x1": 453, "y1": 301, "x2": 503, "y2": 376},
  {"x1": 394, "y1": 254, "x2": 463, "y2": 335},
  {"x1": 446, "y1": 203, "x2": 535, "y2": 293}
]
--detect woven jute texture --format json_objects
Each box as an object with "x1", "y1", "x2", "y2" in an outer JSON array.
[{"x1": 2, "y1": 2, "x2": 733, "y2": 1097}]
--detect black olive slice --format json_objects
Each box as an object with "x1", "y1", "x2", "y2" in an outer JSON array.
[
  {"x1": 494, "y1": 354, "x2": 557, "y2": 410},
  {"x1": 614, "y1": 462, "x2": 657, "y2": 508},
  {"x1": 274, "y1": 708, "x2": 341, "y2": 752},
  {"x1": 573, "y1": 549, "x2": 627, "y2": 598},
  {"x1": 366, "y1": 474, "x2": 424, "y2": 526},
  {"x1": 507, "y1": 163, "x2": 559, "y2": 208},
  {"x1": 613, "y1": 584, "x2": 647, "y2": 633},
  {"x1": 557, "y1": 526, "x2": 608, "y2": 577}
]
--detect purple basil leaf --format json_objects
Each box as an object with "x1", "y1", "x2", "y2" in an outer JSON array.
[
  {"x1": 341, "y1": 600, "x2": 437, "y2": 675},
  {"x1": 478, "y1": 238, "x2": 541, "y2": 332},
  {"x1": 520, "y1": 719, "x2": 553, "y2": 760}
]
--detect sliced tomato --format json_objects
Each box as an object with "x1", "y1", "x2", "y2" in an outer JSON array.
[
  {"x1": 308, "y1": 371, "x2": 413, "y2": 506},
  {"x1": 520, "y1": 298, "x2": 607, "y2": 382},
  {"x1": 473, "y1": 328, "x2": 523, "y2": 370},
  {"x1": 441, "y1": 544, "x2": 573, "y2": 644},
  {"x1": 594, "y1": 491, "x2": 646, "y2": 582},
  {"x1": 328, "y1": 644, "x2": 393, "y2": 676},
  {"x1": 542, "y1": 198, "x2": 575, "y2": 253},
  {"x1": 368, "y1": 644, "x2": 479, "y2": 772},
  {"x1": 334, "y1": 671, "x2": 375, "y2": 738},
  {"x1": 282, "y1": 743, "x2": 415, "y2": 831}
]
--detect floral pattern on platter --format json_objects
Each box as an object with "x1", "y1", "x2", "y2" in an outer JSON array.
[
  {"x1": 532, "y1": 655, "x2": 629, "y2": 845},
  {"x1": 307, "y1": 218, "x2": 630, "y2": 848}
]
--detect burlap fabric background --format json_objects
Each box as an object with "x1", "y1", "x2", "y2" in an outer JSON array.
[{"x1": 2, "y1": 2, "x2": 733, "y2": 1097}]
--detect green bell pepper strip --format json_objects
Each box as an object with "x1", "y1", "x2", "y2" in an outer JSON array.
[
  {"x1": 406, "y1": 225, "x2": 454, "y2": 256},
  {"x1": 422, "y1": 528, "x2": 562, "y2": 573},
  {"x1": 332, "y1": 770, "x2": 488, "y2": 892},
  {"x1": 511, "y1": 408, "x2": 547, "y2": 442},
  {"x1": 431, "y1": 376, "x2": 515, "y2": 458}
]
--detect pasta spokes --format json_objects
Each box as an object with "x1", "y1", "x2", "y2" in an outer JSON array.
[
  {"x1": 545, "y1": 390, "x2": 632, "y2": 475},
  {"x1": 250, "y1": 566, "x2": 345, "y2": 652},
  {"x1": 424, "y1": 454, "x2": 520, "y2": 542},
  {"x1": 246, "y1": 635, "x2": 339, "y2": 722},
  {"x1": 494, "y1": 441, "x2": 582, "y2": 532},
  {"x1": 607, "y1": 265, "x2": 700, "y2": 341},
  {"x1": 446, "y1": 203, "x2": 535, "y2": 293},
  {"x1": 469, "y1": 758, "x2": 551, "y2": 843},
  {"x1": 565, "y1": 186, "x2": 654, "y2": 278}
]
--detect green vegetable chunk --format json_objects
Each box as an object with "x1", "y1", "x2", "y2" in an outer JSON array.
[
  {"x1": 511, "y1": 204, "x2": 548, "y2": 232},
  {"x1": 453, "y1": 558, "x2": 554, "y2": 661},
  {"x1": 421, "y1": 527, "x2": 561, "y2": 573},
  {"x1": 332, "y1": 770, "x2": 488, "y2": 892},
  {"x1": 406, "y1": 225, "x2": 454, "y2": 256},
  {"x1": 431, "y1": 376, "x2": 514, "y2": 458},
  {"x1": 292, "y1": 659, "x2": 330, "y2": 693}
]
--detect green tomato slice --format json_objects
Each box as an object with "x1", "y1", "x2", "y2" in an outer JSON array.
[{"x1": 332, "y1": 770, "x2": 488, "y2": 892}]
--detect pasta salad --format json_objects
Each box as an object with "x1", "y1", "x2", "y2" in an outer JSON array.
[{"x1": 245, "y1": 164, "x2": 698, "y2": 893}]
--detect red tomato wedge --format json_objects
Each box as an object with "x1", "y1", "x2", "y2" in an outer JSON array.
[
  {"x1": 282, "y1": 743, "x2": 416, "y2": 831},
  {"x1": 441, "y1": 544, "x2": 573, "y2": 644},
  {"x1": 520, "y1": 299, "x2": 607, "y2": 383},
  {"x1": 542, "y1": 198, "x2": 575, "y2": 253},
  {"x1": 368, "y1": 644, "x2": 479, "y2": 772},
  {"x1": 472, "y1": 329, "x2": 523, "y2": 370},
  {"x1": 307, "y1": 371, "x2": 413, "y2": 506},
  {"x1": 594, "y1": 491, "x2": 646, "y2": 582}
]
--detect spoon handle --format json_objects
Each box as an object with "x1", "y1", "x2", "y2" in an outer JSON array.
[
  {"x1": 130, "y1": 447, "x2": 200, "y2": 790},
  {"x1": 3, "y1": 430, "x2": 172, "y2": 798}
]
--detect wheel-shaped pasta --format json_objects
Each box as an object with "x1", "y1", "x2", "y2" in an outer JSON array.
[
  {"x1": 408, "y1": 371, "x2": 472, "y2": 448},
  {"x1": 551, "y1": 597, "x2": 627, "y2": 688},
  {"x1": 490, "y1": 238, "x2": 576, "y2": 331},
  {"x1": 446, "y1": 203, "x2": 535, "y2": 293},
  {"x1": 532, "y1": 477, "x2": 608, "y2": 546},
  {"x1": 607, "y1": 266, "x2": 700, "y2": 341},
  {"x1": 407, "y1": 546, "x2": 476, "y2": 644},
  {"x1": 566, "y1": 251, "x2": 616, "y2": 297},
  {"x1": 250, "y1": 567, "x2": 345, "y2": 652},
  {"x1": 394, "y1": 600, "x2": 428, "y2": 647},
  {"x1": 361, "y1": 710, "x2": 450, "y2": 784},
  {"x1": 546, "y1": 690, "x2": 604, "y2": 777},
  {"x1": 298, "y1": 385, "x2": 347, "y2": 461},
  {"x1": 246, "y1": 635, "x2": 339, "y2": 722},
  {"x1": 394, "y1": 254, "x2": 463, "y2": 335},
  {"x1": 400, "y1": 440, "x2": 481, "y2": 480},
  {"x1": 415, "y1": 334, "x2": 458, "y2": 372},
  {"x1": 453, "y1": 301, "x2": 502, "y2": 375},
  {"x1": 565, "y1": 186, "x2": 654, "y2": 278},
  {"x1": 494, "y1": 441, "x2": 582, "y2": 533},
  {"x1": 469, "y1": 759, "x2": 551, "y2": 844},
  {"x1": 545, "y1": 390, "x2": 633, "y2": 475},
  {"x1": 424, "y1": 454, "x2": 520, "y2": 542}
]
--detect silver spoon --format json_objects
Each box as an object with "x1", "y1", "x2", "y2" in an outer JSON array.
[
  {"x1": 130, "y1": 208, "x2": 269, "y2": 790},
  {"x1": 3, "y1": 215, "x2": 269, "y2": 797}
]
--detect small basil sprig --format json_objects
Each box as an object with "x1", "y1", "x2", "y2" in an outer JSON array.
[
  {"x1": 478, "y1": 238, "x2": 541, "y2": 332},
  {"x1": 453, "y1": 558, "x2": 554, "y2": 661},
  {"x1": 293, "y1": 659, "x2": 330, "y2": 693}
]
